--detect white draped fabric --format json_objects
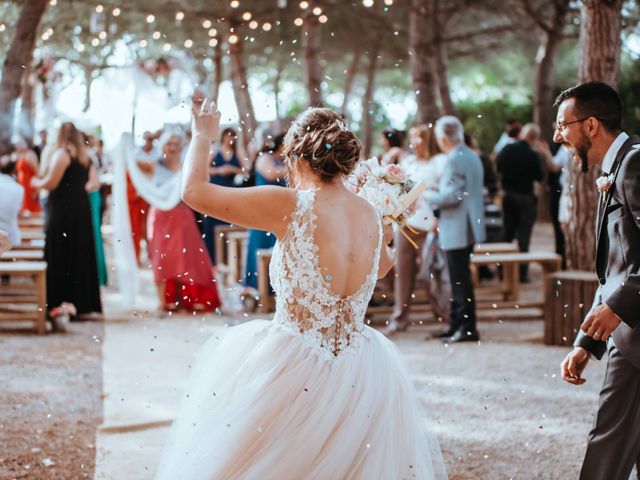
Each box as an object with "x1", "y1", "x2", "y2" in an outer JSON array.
[
  {"x1": 110, "y1": 134, "x2": 140, "y2": 308},
  {"x1": 109, "y1": 133, "x2": 183, "y2": 308}
]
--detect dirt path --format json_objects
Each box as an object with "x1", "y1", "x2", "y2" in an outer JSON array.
[
  {"x1": 94, "y1": 312, "x2": 607, "y2": 480},
  {"x1": 0, "y1": 321, "x2": 104, "y2": 479}
]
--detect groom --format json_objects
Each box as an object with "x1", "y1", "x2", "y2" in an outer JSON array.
[{"x1": 558, "y1": 82, "x2": 640, "y2": 479}]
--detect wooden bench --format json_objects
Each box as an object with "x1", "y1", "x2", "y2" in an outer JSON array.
[
  {"x1": 544, "y1": 271, "x2": 599, "y2": 346},
  {"x1": 253, "y1": 247, "x2": 562, "y2": 317},
  {"x1": 20, "y1": 230, "x2": 45, "y2": 241},
  {"x1": 214, "y1": 225, "x2": 248, "y2": 286},
  {"x1": 17, "y1": 240, "x2": 45, "y2": 251},
  {"x1": 471, "y1": 251, "x2": 562, "y2": 302},
  {"x1": 474, "y1": 241, "x2": 518, "y2": 254},
  {"x1": 471, "y1": 241, "x2": 519, "y2": 286},
  {"x1": 19, "y1": 216, "x2": 45, "y2": 229},
  {"x1": 0, "y1": 261, "x2": 47, "y2": 334},
  {"x1": 1, "y1": 250, "x2": 44, "y2": 261},
  {"x1": 19, "y1": 229, "x2": 45, "y2": 251}
]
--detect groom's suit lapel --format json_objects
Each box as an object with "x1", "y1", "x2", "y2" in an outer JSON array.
[{"x1": 596, "y1": 136, "x2": 640, "y2": 258}]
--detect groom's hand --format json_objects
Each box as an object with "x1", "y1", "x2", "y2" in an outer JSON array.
[
  {"x1": 561, "y1": 347, "x2": 590, "y2": 385},
  {"x1": 580, "y1": 303, "x2": 621, "y2": 342}
]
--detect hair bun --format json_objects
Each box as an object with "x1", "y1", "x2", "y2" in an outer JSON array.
[{"x1": 284, "y1": 108, "x2": 362, "y2": 183}]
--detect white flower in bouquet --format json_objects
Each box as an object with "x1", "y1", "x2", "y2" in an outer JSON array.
[
  {"x1": 347, "y1": 158, "x2": 426, "y2": 248},
  {"x1": 349, "y1": 158, "x2": 423, "y2": 220}
]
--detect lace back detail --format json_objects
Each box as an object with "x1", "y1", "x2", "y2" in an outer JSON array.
[{"x1": 270, "y1": 190, "x2": 382, "y2": 359}]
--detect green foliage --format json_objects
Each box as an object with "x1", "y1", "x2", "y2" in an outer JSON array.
[
  {"x1": 619, "y1": 53, "x2": 640, "y2": 134},
  {"x1": 457, "y1": 100, "x2": 533, "y2": 155}
]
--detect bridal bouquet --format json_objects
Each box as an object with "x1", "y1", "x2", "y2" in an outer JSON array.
[{"x1": 348, "y1": 158, "x2": 425, "y2": 247}]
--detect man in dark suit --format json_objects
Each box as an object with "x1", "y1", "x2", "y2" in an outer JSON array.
[
  {"x1": 496, "y1": 123, "x2": 546, "y2": 282},
  {"x1": 558, "y1": 81, "x2": 640, "y2": 479}
]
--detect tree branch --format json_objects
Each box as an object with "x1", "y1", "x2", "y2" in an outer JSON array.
[
  {"x1": 443, "y1": 24, "x2": 516, "y2": 43},
  {"x1": 521, "y1": 0, "x2": 552, "y2": 33}
]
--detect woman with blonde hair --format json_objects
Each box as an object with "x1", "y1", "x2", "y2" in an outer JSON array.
[
  {"x1": 32, "y1": 122, "x2": 102, "y2": 329},
  {"x1": 385, "y1": 124, "x2": 450, "y2": 334}
]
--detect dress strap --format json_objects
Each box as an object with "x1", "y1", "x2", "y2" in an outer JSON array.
[{"x1": 292, "y1": 189, "x2": 316, "y2": 225}]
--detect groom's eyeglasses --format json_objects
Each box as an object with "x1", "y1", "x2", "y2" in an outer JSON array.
[{"x1": 556, "y1": 117, "x2": 593, "y2": 133}]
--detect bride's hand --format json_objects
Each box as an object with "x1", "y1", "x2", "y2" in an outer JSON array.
[{"x1": 191, "y1": 98, "x2": 221, "y2": 143}]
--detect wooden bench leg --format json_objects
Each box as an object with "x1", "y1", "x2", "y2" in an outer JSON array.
[
  {"x1": 35, "y1": 270, "x2": 47, "y2": 335},
  {"x1": 470, "y1": 264, "x2": 479, "y2": 287},
  {"x1": 501, "y1": 264, "x2": 511, "y2": 300},
  {"x1": 258, "y1": 256, "x2": 270, "y2": 314},
  {"x1": 228, "y1": 240, "x2": 239, "y2": 285},
  {"x1": 510, "y1": 263, "x2": 520, "y2": 302},
  {"x1": 502, "y1": 263, "x2": 519, "y2": 301}
]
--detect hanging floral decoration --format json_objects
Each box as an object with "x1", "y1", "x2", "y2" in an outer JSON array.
[
  {"x1": 138, "y1": 57, "x2": 179, "y2": 83},
  {"x1": 29, "y1": 55, "x2": 62, "y2": 98}
]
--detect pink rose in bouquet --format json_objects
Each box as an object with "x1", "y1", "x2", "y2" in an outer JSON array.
[{"x1": 383, "y1": 164, "x2": 407, "y2": 184}]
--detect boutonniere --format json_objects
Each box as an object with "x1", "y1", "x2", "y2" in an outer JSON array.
[{"x1": 596, "y1": 174, "x2": 614, "y2": 193}]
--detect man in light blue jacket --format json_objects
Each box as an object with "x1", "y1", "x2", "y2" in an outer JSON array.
[{"x1": 426, "y1": 116, "x2": 486, "y2": 342}]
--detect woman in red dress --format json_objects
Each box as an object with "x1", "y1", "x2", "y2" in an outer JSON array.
[
  {"x1": 14, "y1": 136, "x2": 42, "y2": 215},
  {"x1": 146, "y1": 131, "x2": 221, "y2": 313}
]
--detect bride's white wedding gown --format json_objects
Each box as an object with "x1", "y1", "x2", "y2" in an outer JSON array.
[{"x1": 155, "y1": 190, "x2": 447, "y2": 479}]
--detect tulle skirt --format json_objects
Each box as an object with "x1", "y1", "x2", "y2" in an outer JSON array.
[{"x1": 155, "y1": 320, "x2": 447, "y2": 480}]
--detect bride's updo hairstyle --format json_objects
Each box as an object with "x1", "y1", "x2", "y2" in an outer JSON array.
[{"x1": 283, "y1": 108, "x2": 362, "y2": 183}]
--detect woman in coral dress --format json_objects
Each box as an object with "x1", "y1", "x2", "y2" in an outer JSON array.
[
  {"x1": 14, "y1": 136, "x2": 42, "y2": 215},
  {"x1": 146, "y1": 131, "x2": 221, "y2": 313}
]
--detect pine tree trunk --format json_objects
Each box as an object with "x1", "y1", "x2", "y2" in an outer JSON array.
[
  {"x1": 228, "y1": 27, "x2": 257, "y2": 151},
  {"x1": 578, "y1": 0, "x2": 622, "y2": 87},
  {"x1": 212, "y1": 39, "x2": 223, "y2": 104},
  {"x1": 17, "y1": 65, "x2": 35, "y2": 143},
  {"x1": 0, "y1": 0, "x2": 48, "y2": 155},
  {"x1": 564, "y1": 0, "x2": 622, "y2": 271},
  {"x1": 302, "y1": 2, "x2": 324, "y2": 107},
  {"x1": 341, "y1": 48, "x2": 362, "y2": 118},
  {"x1": 534, "y1": 3, "x2": 569, "y2": 143},
  {"x1": 409, "y1": 0, "x2": 439, "y2": 124},
  {"x1": 433, "y1": 38, "x2": 455, "y2": 116},
  {"x1": 362, "y1": 48, "x2": 379, "y2": 158},
  {"x1": 432, "y1": 0, "x2": 455, "y2": 116}
]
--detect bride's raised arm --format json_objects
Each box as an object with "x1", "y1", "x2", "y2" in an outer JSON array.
[{"x1": 181, "y1": 99, "x2": 296, "y2": 238}]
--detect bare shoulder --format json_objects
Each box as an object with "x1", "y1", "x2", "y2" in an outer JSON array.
[
  {"x1": 347, "y1": 190, "x2": 380, "y2": 230},
  {"x1": 51, "y1": 148, "x2": 71, "y2": 166}
]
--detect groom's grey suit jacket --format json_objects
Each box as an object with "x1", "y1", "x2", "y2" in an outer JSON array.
[{"x1": 575, "y1": 135, "x2": 640, "y2": 368}]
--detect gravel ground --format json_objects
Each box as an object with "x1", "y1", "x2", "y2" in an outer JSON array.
[
  {"x1": 396, "y1": 321, "x2": 606, "y2": 479},
  {"x1": 0, "y1": 311, "x2": 608, "y2": 480},
  {"x1": 1, "y1": 223, "x2": 612, "y2": 479},
  {"x1": 0, "y1": 321, "x2": 104, "y2": 480}
]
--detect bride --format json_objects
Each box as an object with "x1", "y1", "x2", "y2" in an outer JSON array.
[{"x1": 155, "y1": 99, "x2": 447, "y2": 479}]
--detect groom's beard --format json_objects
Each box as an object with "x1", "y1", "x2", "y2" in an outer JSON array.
[{"x1": 575, "y1": 137, "x2": 592, "y2": 174}]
